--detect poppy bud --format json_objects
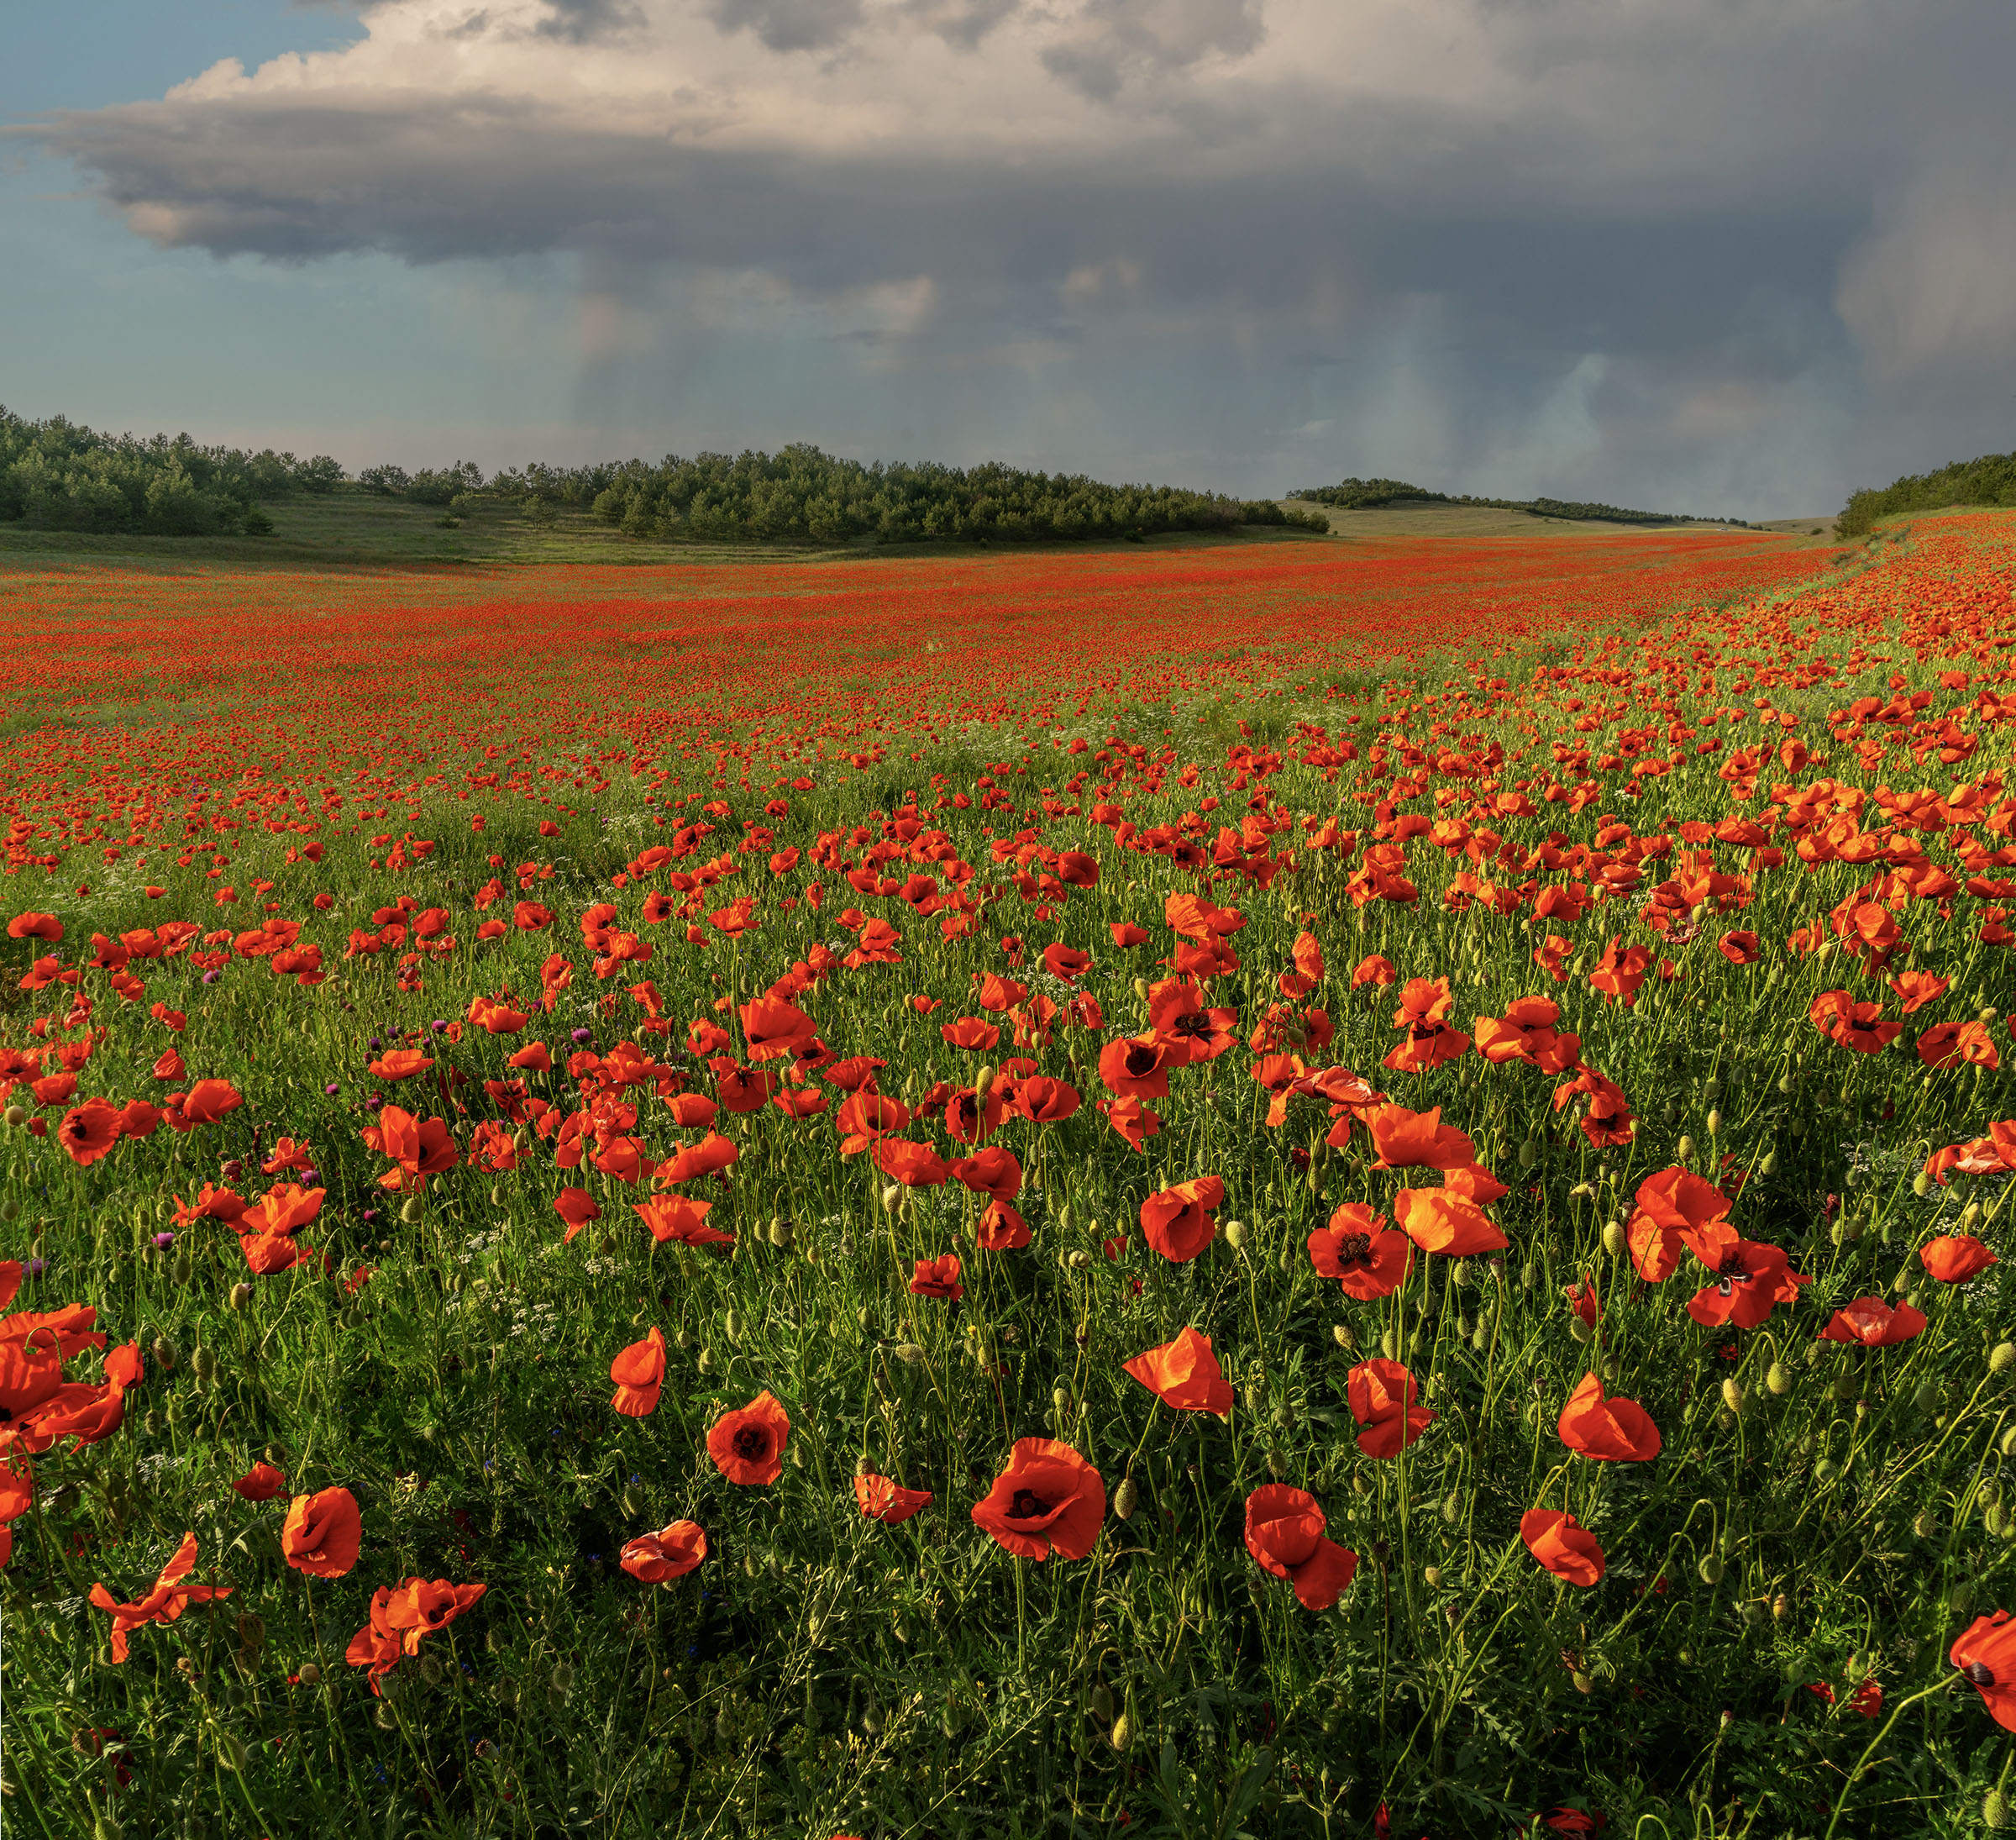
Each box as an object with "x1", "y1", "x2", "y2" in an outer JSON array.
[
  {"x1": 1379, "y1": 1326, "x2": 1400, "y2": 1360},
  {"x1": 974, "y1": 1064, "x2": 995, "y2": 1101},
  {"x1": 1676, "y1": 1134, "x2": 1695, "y2": 1162},
  {"x1": 298, "y1": 1662, "x2": 322, "y2": 1685},
  {"x1": 1331, "y1": 1322, "x2": 1356, "y2": 1350},
  {"x1": 2, "y1": 1106, "x2": 26, "y2": 1128},
  {"x1": 1963, "y1": 1201, "x2": 1983, "y2": 1232},
  {"x1": 769, "y1": 1217, "x2": 793, "y2": 1248},
  {"x1": 1721, "y1": 1378, "x2": 1744, "y2": 1416},
  {"x1": 400, "y1": 1196, "x2": 423, "y2": 1224},
  {"x1": 1110, "y1": 1711, "x2": 1132, "y2": 1752},
  {"x1": 894, "y1": 1343, "x2": 927, "y2": 1365},
  {"x1": 1765, "y1": 1362, "x2": 1790, "y2": 1396},
  {"x1": 1758, "y1": 1148, "x2": 1778, "y2": 1176},
  {"x1": 1572, "y1": 1671, "x2": 1593, "y2": 1695},
  {"x1": 1814, "y1": 1457, "x2": 1840, "y2": 1481},
  {"x1": 881, "y1": 1184, "x2": 903, "y2": 1215},
  {"x1": 1984, "y1": 1790, "x2": 2009, "y2": 1831},
  {"x1": 1132, "y1": 977, "x2": 1149, "y2": 1004},
  {"x1": 1992, "y1": 1343, "x2": 2016, "y2": 1375},
  {"x1": 228, "y1": 1283, "x2": 253, "y2": 1312},
  {"x1": 1052, "y1": 1385, "x2": 1071, "y2": 1412},
  {"x1": 550, "y1": 1661, "x2": 575, "y2": 1695},
  {"x1": 1055, "y1": 1206, "x2": 1072, "y2": 1231},
  {"x1": 1113, "y1": 1478, "x2": 1138, "y2": 1521},
  {"x1": 1517, "y1": 1139, "x2": 1538, "y2": 1171},
  {"x1": 1222, "y1": 1222, "x2": 1247, "y2": 1251},
  {"x1": 1424, "y1": 1565, "x2": 1442, "y2": 1586},
  {"x1": 696, "y1": 1347, "x2": 715, "y2": 1373},
  {"x1": 1452, "y1": 1259, "x2": 1473, "y2": 1287},
  {"x1": 1914, "y1": 1378, "x2": 1943, "y2": 1415},
  {"x1": 1567, "y1": 1316, "x2": 1593, "y2": 1344},
  {"x1": 1705, "y1": 1109, "x2": 1722, "y2": 1138},
  {"x1": 724, "y1": 1308, "x2": 743, "y2": 1342},
  {"x1": 489, "y1": 1185, "x2": 504, "y2": 1207},
  {"x1": 151, "y1": 1336, "x2": 176, "y2": 1373},
  {"x1": 1698, "y1": 1553, "x2": 1725, "y2": 1585},
  {"x1": 217, "y1": 1732, "x2": 248, "y2": 1774}
]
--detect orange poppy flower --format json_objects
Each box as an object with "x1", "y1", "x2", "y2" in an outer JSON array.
[
  {"x1": 854, "y1": 1473, "x2": 933, "y2": 1524},
  {"x1": 91, "y1": 1530, "x2": 229, "y2": 1662},
  {"x1": 1920, "y1": 1234, "x2": 1998, "y2": 1284},
  {"x1": 1097, "y1": 1035, "x2": 1172, "y2": 1100},
  {"x1": 56, "y1": 1100, "x2": 123, "y2": 1168},
  {"x1": 621, "y1": 1520, "x2": 708, "y2": 1583},
  {"x1": 633, "y1": 1194, "x2": 732, "y2": 1246},
  {"x1": 874, "y1": 1138, "x2": 950, "y2": 1187},
  {"x1": 611, "y1": 1327, "x2": 667, "y2": 1417},
  {"x1": 659, "y1": 1132, "x2": 740, "y2": 1185},
  {"x1": 1242, "y1": 1483, "x2": 1358, "y2": 1611},
  {"x1": 707, "y1": 1391, "x2": 790, "y2": 1485},
  {"x1": 231, "y1": 1462, "x2": 287, "y2": 1502},
  {"x1": 1557, "y1": 1374, "x2": 1661, "y2": 1462},
  {"x1": 971, "y1": 1438, "x2": 1104, "y2": 1560},
  {"x1": 1139, "y1": 1175, "x2": 1224, "y2": 1263},
  {"x1": 367, "y1": 1048, "x2": 433, "y2": 1081},
  {"x1": 1123, "y1": 1326, "x2": 1234, "y2": 1416},
  {"x1": 1623, "y1": 1167, "x2": 1731, "y2": 1282},
  {"x1": 910, "y1": 1254, "x2": 964, "y2": 1300},
  {"x1": 1393, "y1": 1187, "x2": 1507, "y2": 1255},
  {"x1": 1365, "y1": 1103, "x2": 1476, "y2": 1170},
  {"x1": 1818, "y1": 1296, "x2": 1927, "y2": 1347},
  {"x1": 976, "y1": 1199, "x2": 1031, "y2": 1249},
  {"x1": 1347, "y1": 1358, "x2": 1435, "y2": 1458},
  {"x1": 1520, "y1": 1508, "x2": 1604, "y2": 1586},
  {"x1": 1952, "y1": 1611, "x2": 2016, "y2": 1729},
  {"x1": 282, "y1": 1486, "x2": 362, "y2": 1578}
]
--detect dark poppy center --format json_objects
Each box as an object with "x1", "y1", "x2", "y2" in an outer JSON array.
[
  {"x1": 732, "y1": 1426, "x2": 769, "y2": 1462},
  {"x1": 1715, "y1": 1254, "x2": 1751, "y2": 1295},
  {"x1": 1966, "y1": 1660, "x2": 1997, "y2": 1687},
  {"x1": 1336, "y1": 1233, "x2": 1373, "y2": 1267},
  {"x1": 1122, "y1": 1045, "x2": 1159, "y2": 1075},
  {"x1": 1170, "y1": 1012, "x2": 1208, "y2": 1038},
  {"x1": 1008, "y1": 1489, "x2": 1053, "y2": 1522}
]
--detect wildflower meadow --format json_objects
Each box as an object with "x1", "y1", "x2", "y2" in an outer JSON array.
[{"x1": 3, "y1": 514, "x2": 2016, "y2": 1839}]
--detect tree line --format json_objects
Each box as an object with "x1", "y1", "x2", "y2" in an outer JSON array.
[
  {"x1": 1289, "y1": 476, "x2": 1750, "y2": 528},
  {"x1": 0, "y1": 407, "x2": 341, "y2": 537},
  {"x1": 1836, "y1": 450, "x2": 2016, "y2": 539}
]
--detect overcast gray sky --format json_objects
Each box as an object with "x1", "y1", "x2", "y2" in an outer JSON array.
[{"x1": 5, "y1": 0, "x2": 2013, "y2": 516}]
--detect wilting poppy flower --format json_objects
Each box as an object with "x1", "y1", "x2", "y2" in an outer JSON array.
[
  {"x1": 1952, "y1": 1611, "x2": 2016, "y2": 1729},
  {"x1": 707, "y1": 1391, "x2": 790, "y2": 1485},
  {"x1": 1683, "y1": 1221, "x2": 1809, "y2": 1327},
  {"x1": 1520, "y1": 1507, "x2": 1604, "y2": 1586},
  {"x1": 55, "y1": 1100, "x2": 123, "y2": 1168},
  {"x1": 611, "y1": 1327, "x2": 668, "y2": 1417},
  {"x1": 1366, "y1": 1103, "x2": 1476, "y2": 1170},
  {"x1": 554, "y1": 1186, "x2": 601, "y2": 1243},
  {"x1": 1139, "y1": 1175, "x2": 1224, "y2": 1263},
  {"x1": 1393, "y1": 1187, "x2": 1508, "y2": 1256},
  {"x1": 910, "y1": 1254, "x2": 965, "y2": 1300},
  {"x1": 91, "y1": 1531, "x2": 229, "y2": 1662},
  {"x1": 621, "y1": 1520, "x2": 707, "y2": 1583},
  {"x1": 1921, "y1": 1234, "x2": 1998, "y2": 1284},
  {"x1": 1242, "y1": 1483, "x2": 1358, "y2": 1611},
  {"x1": 1347, "y1": 1358, "x2": 1435, "y2": 1458},
  {"x1": 1818, "y1": 1296, "x2": 1928, "y2": 1347},
  {"x1": 1557, "y1": 1374, "x2": 1662, "y2": 1462},
  {"x1": 1306, "y1": 1202, "x2": 1411, "y2": 1299},
  {"x1": 231, "y1": 1462, "x2": 287, "y2": 1502},
  {"x1": 855, "y1": 1472, "x2": 933, "y2": 1524},
  {"x1": 282, "y1": 1486, "x2": 362, "y2": 1578},
  {"x1": 971, "y1": 1438, "x2": 1104, "y2": 1560},
  {"x1": 1123, "y1": 1326, "x2": 1234, "y2": 1416}
]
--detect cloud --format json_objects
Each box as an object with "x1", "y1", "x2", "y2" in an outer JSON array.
[{"x1": 12, "y1": 0, "x2": 2016, "y2": 511}]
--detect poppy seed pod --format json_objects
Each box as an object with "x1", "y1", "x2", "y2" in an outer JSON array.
[{"x1": 1113, "y1": 1478, "x2": 1138, "y2": 1521}]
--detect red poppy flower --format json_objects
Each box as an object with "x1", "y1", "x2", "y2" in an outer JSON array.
[
  {"x1": 1818, "y1": 1296, "x2": 1927, "y2": 1347},
  {"x1": 1624, "y1": 1167, "x2": 1732, "y2": 1282},
  {"x1": 1366, "y1": 1103, "x2": 1476, "y2": 1170},
  {"x1": 1011, "y1": 1075, "x2": 1081, "y2": 1122},
  {"x1": 659, "y1": 1131, "x2": 740, "y2": 1185},
  {"x1": 1109, "y1": 922, "x2": 1147, "y2": 947},
  {"x1": 1139, "y1": 1175, "x2": 1224, "y2": 1263},
  {"x1": 707, "y1": 1391, "x2": 790, "y2": 1485},
  {"x1": 1147, "y1": 980, "x2": 1240, "y2": 1063},
  {"x1": 1098, "y1": 1034, "x2": 1173, "y2": 1100},
  {"x1": 554, "y1": 1186, "x2": 601, "y2": 1243},
  {"x1": 1351, "y1": 954, "x2": 1395, "y2": 988},
  {"x1": 971, "y1": 1438, "x2": 1104, "y2": 1560},
  {"x1": 367, "y1": 1048, "x2": 433, "y2": 1082},
  {"x1": 1347, "y1": 1358, "x2": 1435, "y2": 1458},
  {"x1": 1557, "y1": 1374, "x2": 1661, "y2": 1462},
  {"x1": 633, "y1": 1195, "x2": 733, "y2": 1246},
  {"x1": 1242, "y1": 1483, "x2": 1358, "y2": 1611},
  {"x1": 282, "y1": 1486, "x2": 362, "y2": 1578},
  {"x1": 1952, "y1": 1611, "x2": 2016, "y2": 1729},
  {"x1": 611, "y1": 1327, "x2": 667, "y2": 1417},
  {"x1": 1393, "y1": 1187, "x2": 1507, "y2": 1256},
  {"x1": 6, "y1": 912, "x2": 62, "y2": 943},
  {"x1": 874, "y1": 1138, "x2": 951, "y2": 1187},
  {"x1": 380, "y1": 1576, "x2": 486, "y2": 1653},
  {"x1": 621, "y1": 1520, "x2": 707, "y2": 1583},
  {"x1": 508, "y1": 1040, "x2": 553, "y2": 1072},
  {"x1": 976, "y1": 1199, "x2": 1031, "y2": 1249},
  {"x1": 854, "y1": 1473, "x2": 933, "y2": 1524},
  {"x1": 950, "y1": 1145, "x2": 1021, "y2": 1203},
  {"x1": 176, "y1": 1079, "x2": 244, "y2": 1126},
  {"x1": 231, "y1": 1462, "x2": 287, "y2": 1502},
  {"x1": 1103, "y1": 1095, "x2": 1163, "y2": 1153},
  {"x1": 1305, "y1": 1202, "x2": 1411, "y2": 1299},
  {"x1": 1917, "y1": 1020, "x2": 2001, "y2": 1070},
  {"x1": 1123, "y1": 1326, "x2": 1234, "y2": 1415},
  {"x1": 910, "y1": 1254, "x2": 964, "y2": 1300},
  {"x1": 56, "y1": 1100, "x2": 123, "y2": 1168},
  {"x1": 1520, "y1": 1507, "x2": 1604, "y2": 1586},
  {"x1": 1920, "y1": 1234, "x2": 1998, "y2": 1284},
  {"x1": 1683, "y1": 1221, "x2": 1809, "y2": 1327}
]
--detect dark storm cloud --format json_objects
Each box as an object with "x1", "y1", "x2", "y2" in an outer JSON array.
[{"x1": 12, "y1": 0, "x2": 2016, "y2": 512}]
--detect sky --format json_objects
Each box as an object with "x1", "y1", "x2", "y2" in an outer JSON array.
[{"x1": 4, "y1": 0, "x2": 2014, "y2": 518}]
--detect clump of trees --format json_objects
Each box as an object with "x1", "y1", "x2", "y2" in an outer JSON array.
[
  {"x1": 0, "y1": 407, "x2": 342, "y2": 536},
  {"x1": 566, "y1": 447, "x2": 1328, "y2": 544},
  {"x1": 1837, "y1": 451, "x2": 2016, "y2": 539},
  {"x1": 1289, "y1": 476, "x2": 1748, "y2": 528}
]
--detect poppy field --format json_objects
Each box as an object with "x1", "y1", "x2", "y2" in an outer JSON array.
[{"x1": 4, "y1": 515, "x2": 2016, "y2": 1839}]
